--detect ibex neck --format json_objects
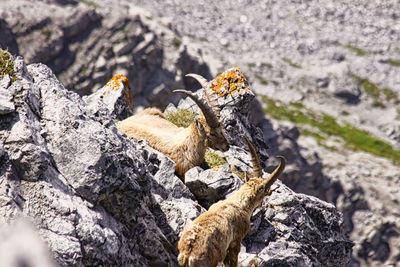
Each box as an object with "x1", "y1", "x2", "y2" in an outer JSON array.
[
  {"x1": 182, "y1": 123, "x2": 206, "y2": 164},
  {"x1": 233, "y1": 186, "x2": 260, "y2": 217}
]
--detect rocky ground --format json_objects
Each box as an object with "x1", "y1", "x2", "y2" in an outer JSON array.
[{"x1": 1, "y1": 0, "x2": 400, "y2": 266}]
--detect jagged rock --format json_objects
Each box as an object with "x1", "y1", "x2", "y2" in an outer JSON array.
[
  {"x1": 0, "y1": 86, "x2": 15, "y2": 114},
  {"x1": 1, "y1": 57, "x2": 184, "y2": 266},
  {"x1": 184, "y1": 164, "x2": 243, "y2": 208},
  {"x1": 83, "y1": 74, "x2": 134, "y2": 121}
]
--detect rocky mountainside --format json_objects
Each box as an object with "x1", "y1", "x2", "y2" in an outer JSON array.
[
  {"x1": 1, "y1": 0, "x2": 399, "y2": 266},
  {"x1": 0, "y1": 56, "x2": 352, "y2": 266}
]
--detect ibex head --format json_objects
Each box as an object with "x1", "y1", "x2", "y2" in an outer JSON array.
[
  {"x1": 240, "y1": 135, "x2": 286, "y2": 210},
  {"x1": 173, "y1": 73, "x2": 230, "y2": 152}
]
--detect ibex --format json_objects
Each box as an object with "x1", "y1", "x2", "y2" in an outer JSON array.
[
  {"x1": 117, "y1": 74, "x2": 230, "y2": 178},
  {"x1": 177, "y1": 136, "x2": 286, "y2": 267}
]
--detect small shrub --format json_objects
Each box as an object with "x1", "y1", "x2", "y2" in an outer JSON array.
[
  {"x1": 41, "y1": 28, "x2": 52, "y2": 40},
  {"x1": 165, "y1": 109, "x2": 196, "y2": 128},
  {"x1": 0, "y1": 49, "x2": 16, "y2": 84},
  {"x1": 201, "y1": 151, "x2": 227, "y2": 169}
]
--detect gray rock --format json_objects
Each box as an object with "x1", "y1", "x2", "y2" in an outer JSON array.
[
  {"x1": 184, "y1": 164, "x2": 243, "y2": 208},
  {"x1": 0, "y1": 87, "x2": 15, "y2": 114}
]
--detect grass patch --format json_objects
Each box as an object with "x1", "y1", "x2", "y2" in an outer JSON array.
[
  {"x1": 338, "y1": 43, "x2": 367, "y2": 56},
  {"x1": 41, "y1": 28, "x2": 51, "y2": 40},
  {"x1": 80, "y1": 67, "x2": 88, "y2": 75},
  {"x1": 353, "y1": 75, "x2": 399, "y2": 106},
  {"x1": 382, "y1": 87, "x2": 399, "y2": 102},
  {"x1": 231, "y1": 167, "x2": 246, "y2": 181},
  {"x1": 282, "y1": 57, "x2": 302, "y2": 69},
  {"x1": 261, "y1": 95, "x2": 400, "y2": 164},
  {"x1": 201, "y1": 151, "x2": 227, "y2": 169},
  {"x1": 382, "y1": 59, "x2": 400, "y2": 67},
  {"x1": 78, "y1": 0, "x2": 99, "y2": 8},
  {"x1": 255, "y1": 74, "x2": 268, "y2": 85},
  {"x1": 165, "y1": 109, "x2": 196, "y2": 128},
  {"x1": 172, "y1": 37, "x2": 182, "y2": 47},
  {"x1": 0, "y1": 49, "x2": 16, "y2": 84}
]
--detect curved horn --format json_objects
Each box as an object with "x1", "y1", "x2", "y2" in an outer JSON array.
[
  {"x1": 173, "y1": 89, "x2": 220, "y2": 128},
  {"x1": 244, "y1": 135, "x2": 263, "y2": 178},
  {"x1": 186, "y1": 73, "x2": 221, "y2": 119},
  {"x1": 185, "y1": 73, "x2": 208, "y2": 88},
  {"x1": 263, "y1": 156, "x2": 286, "y2": 189}
]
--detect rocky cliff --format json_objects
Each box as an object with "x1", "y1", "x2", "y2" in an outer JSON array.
[{"x1": 0, "y1": 56, "x2": 352, "y2": 266}]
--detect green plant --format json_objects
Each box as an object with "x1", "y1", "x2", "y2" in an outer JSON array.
[
  {"x1": 255, "y1": 74, "x2": 268, "y2": 85},
  {"x1": 78, "y1": 0, "x2": 99, "y2": 8},
  {"x1": 338, "y1": 43, "x2": 367, "y2": 56},
  {"x1": 0, "y1": 49, "x2": 16, "y2": 84},
  {"x1": 231, "y1": 167, "x2": 246, "y2": 181},
  {"x1": 172, "y1": 37, "x2": 182, "y2": 47},
  {"x1": 353, "y1": 75, "x2": 399, "y2": 106},
  {"x1": 41, "y1": 28, "x2": 52, "y2": 40},
  {"x1": 382, "y1": 59, "x2": 400, "y2": 67},
  {"x1": 201, "y1": 151, "x2": 227, "y2": 169},
  {"x1": 80, "y1": 67, "x2": 88, "y2": 75},
  {"x1": 165, "y1": 109, "x2": 196, "y2": 128},
  {"x1": 282, "y1": 57, "x2": 302, "y2": 69}
]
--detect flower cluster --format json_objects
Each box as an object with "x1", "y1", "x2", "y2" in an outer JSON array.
[{"x1": 210, "y1": 67, "x2": 249, "y2": 97}]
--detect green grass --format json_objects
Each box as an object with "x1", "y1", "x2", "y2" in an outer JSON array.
[
  {"x1": 261, "y1": 95, "x2": 400, "y2": 164},
  {"x1": 165, "y1": 108, "x2": 196, "y2": 128},
  {"x1": 231, "y1": 167, "x2": 246, "y2": 181},
  {"x1": 80, "y1": 67, "x2": 88, "y2": 75},
  {"x1": 353, "y1": 75, "x2": 399, "y2": 106},
  {"x1": 339, "y1": 43, "x2": 367, "y2": 56},
  {"x1": 41, "y1": 28, "x2": 51, "y2": 40},
  {"x1": 201, "y1": 151, "x2": 227, "y2": 169},
  {"x1": 282, "y1": 57, "x2": 302, "y2": 69},
  {"x1": 255, "y1": 74, "x2": 268, "y2": 85},
  {"x1": 78, "y1": 0, "x2": 99, "y2": 8},
  {"x1": 172, "y1": 37, "x2": 182, "y2": 47},
  {"x1": 382, "y1": 59, "x2": 400, "y2": 67},
  {"x1": 0, "y1": 49, "x2": 16, "y2": 84}
]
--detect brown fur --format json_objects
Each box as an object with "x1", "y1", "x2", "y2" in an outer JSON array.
[
  {"x1": 117, "y1": 107, "x2": 228, "y2": 178},
  {"x1": 177, "y1": 148, "x2": 286, "y2": 266}
]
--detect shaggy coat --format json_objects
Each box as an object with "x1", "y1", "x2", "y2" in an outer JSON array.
[{"x1": 177, "y1": 137, "x2": 286, "y2": 267}]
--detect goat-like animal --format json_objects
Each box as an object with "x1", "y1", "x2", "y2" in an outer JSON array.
[
  {"x1": 117, "y1": 74, "x2": 230, "y2": 178},
  {"x1": 177, "y1": 137, "x2": 286, "y2": 267}
]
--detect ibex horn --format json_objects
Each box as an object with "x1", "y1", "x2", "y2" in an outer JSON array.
[
  {"x1": 263, "y1": 156, "x2": 286, "y2": 189},
  {"x1": 185, "y1": 73, "x2": 208, "y2": 88},
  {"x1": 173, "y1": 89, "x2": 220, "y2": 128},
  {"x1": 186, "y1": 73, "x2": 221, "y2": 119},
  {"x1": 243, "y1": 135, "x2": 263, "y2": 178}
]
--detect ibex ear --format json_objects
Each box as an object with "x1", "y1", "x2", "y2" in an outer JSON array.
[{"x1": 195, "y1": 119, "x2": 206, "y2": 136}]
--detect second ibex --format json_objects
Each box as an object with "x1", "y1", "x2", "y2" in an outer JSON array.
[{"x1": 177, "y1": 136, "x2": 286, "y2": 267}]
